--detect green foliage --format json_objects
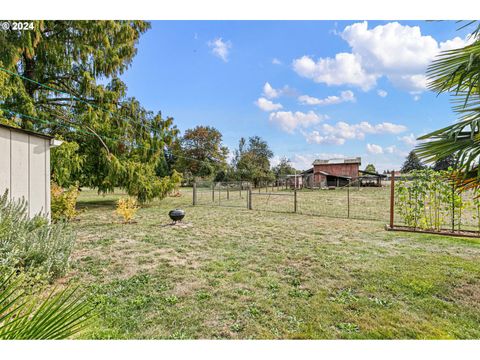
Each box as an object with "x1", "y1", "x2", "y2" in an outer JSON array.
[
  {"x1": 272, "y1": 157, "x2": 296, "y2": 178},
  {"x1": 174, "y1": 126, "x2": 229, "y2": 180},
  {"x1": 395, "y1": 169, "x2": 471, "y2": 231},
  {"x1": 364, "y1": 164, "x2": 376, "y2": 173},
  {"x1": 433, "y1": 154, "x2": 457, "y2": 171},
  {"x1": 233, "y1": 136, "x2": 274, "y2": 186},
  {"x1": 0, "y1": 21, "x2": 183, "y2": 202},
  {"x1": 401, "y1": 150, "x2": 425, "y2": 173},
  {"x1": 51, "y1": 140, "x2": 85, "y2": 188},
  {"x1": 51, "y1": 182, "x2": 79, "y2": 222},
  {"x1": 415, "y1": 22, "x2": 480, "y2": 190},
  {"x1": 0, "y1": 272, "x2": 93, "y2": 339},
  {"x1": 0, "y1": 190, "x2": 75, "y2": 280}
]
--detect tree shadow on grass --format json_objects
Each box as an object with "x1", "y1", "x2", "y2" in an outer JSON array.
[{"x1": 76, "y1": 198, "x2": 117, "y2": 211}]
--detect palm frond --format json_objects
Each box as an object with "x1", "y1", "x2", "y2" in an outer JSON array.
[{"x1": 0, "y1": 272, "x2": 94, "y2": 339}]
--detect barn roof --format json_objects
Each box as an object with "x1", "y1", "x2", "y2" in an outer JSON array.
[
  {"x1": 312, "y1": 157, "x2": 361, "y2": 165},
  {"x1": 359, "y1": 169, "x2": 387, "y2": 178}
]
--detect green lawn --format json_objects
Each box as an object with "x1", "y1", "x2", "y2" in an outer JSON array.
[{"x1": 67, "y1": 188, "x2": 480, "y2": 339}]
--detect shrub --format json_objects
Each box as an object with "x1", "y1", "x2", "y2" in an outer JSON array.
[
  {"x1": 51, "y1": 182, "x2": 79, "y2": 222},
  {"x1": 115, "y1": 197, "x2": 139, "y2": 223},
  {"x1": 0, "y1": 190, "x2": 76, "y2": 280}
]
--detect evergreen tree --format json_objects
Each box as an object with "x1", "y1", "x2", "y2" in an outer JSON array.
[
  {"x1": 433, "y1": 154, "x2": 456, "y2": 171},
  {"x1": 401, "y1": 151, "x2": 425, "y2": 173},
  {"x1": 0, "y1": 21, "x2": 181, "y2": 202}
]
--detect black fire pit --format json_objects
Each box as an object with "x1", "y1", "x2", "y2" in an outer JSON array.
[{"x1": 168, "y1": 209, "x2": 185, "y2": 223}]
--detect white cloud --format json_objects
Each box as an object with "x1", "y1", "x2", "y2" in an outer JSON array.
[
  {"x1": 292, "y1": 53, "x2": 378, "y2": 91},
  {"x1": 385, "y1": 145, "x2": 396, "y2": 154},
  {"x1": 290, "y1": 153, "x2": 346, "y2": 170},
  {"x1": 298, "y1": 90, "x2": 356, "y2": 106},
  {"x1": 269, "y1": 111, "x2": 325, "y2": 133},
  {"x1": 262, "y1": 82, "x2": 296, "y2": 99},
  {"x1": 262, "y1": 82, "x2": 279, "y2": 99},
  {"x1": 272, "y1": 58, "x2": 282, "y2": 65},
  {"x1": 292, "y1": 21, "x2": 473, "y2": 93},
  {"x1": 302, "y1": 120, "x2": 407, "y2": 145},
  {"x1": 398, "y1": 133, "x2": 417, "y2": 146},
  {"x1": 385, "y1": 145, "x2": 409, "y2": 157},
  {"x1": 367, "y1": 143, "x2": 383, "y2": 154},
  {"x1": 377, "y1": 89, "x2": 388, "y2": 98},
  {"x1": 207, "y1": 38, "x2": 232, "y2": 62},
  {"x1": 303, "y1": 131, "x2": 346, "y2": 145},
  {"x1": 413, "y1": 94, "x2": 421, "y2": 101},
  {"x1": 255, "y1": 97, "x2": 283, "y2": 112}
]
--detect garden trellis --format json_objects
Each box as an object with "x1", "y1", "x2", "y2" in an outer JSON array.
[{"x1": 389, "y1": 169, "x2": 480, "y2": 236}]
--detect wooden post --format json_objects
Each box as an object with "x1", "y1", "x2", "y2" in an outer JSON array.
[
  {"x1": 294, "y1": 188, "x2": 297, "y2": 213},
  {"x1": 212, "y1": 183, "x2": 215, "y2": 202},
  {"x1": 389, "y1": 171, "x2": 395, "y2": 228},
  {"x1": 347, "y1": 181, "x2": 350, "y2": 218},
  {"x1": 248, "y1": 186, "x2": 252, "y2": 210},
  {"x1": 227, "y1": 186, "x2": 229, "y2": 200},
  {"x1": 193, "y1": 181, "x2": 197, "y2": 206}
]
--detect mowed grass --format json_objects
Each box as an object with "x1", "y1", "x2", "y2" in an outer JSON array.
[{"x1": 66, "y1": 188, "x2": 480, "y2": 339}]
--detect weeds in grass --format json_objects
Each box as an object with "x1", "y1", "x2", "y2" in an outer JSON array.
[{"x1": 337, "y1": 322, "x2": 360, "y2": 333}]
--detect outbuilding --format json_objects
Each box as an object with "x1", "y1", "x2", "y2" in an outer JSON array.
[{"x1": 0, "y1": 123, "x2": 61, "y2": 219}]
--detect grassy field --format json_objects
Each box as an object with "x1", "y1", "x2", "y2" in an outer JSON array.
[{"x1": 66, "y1": 188, "x2": 480, "y2": 339}]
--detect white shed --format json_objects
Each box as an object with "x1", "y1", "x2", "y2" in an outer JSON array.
[{"x1": 0, "y1": 123, "x2": 61, "y2": 219}]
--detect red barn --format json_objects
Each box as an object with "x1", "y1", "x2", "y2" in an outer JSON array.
[{"x1": 312, "y1": 157, "x2": 361, "y2": 188}]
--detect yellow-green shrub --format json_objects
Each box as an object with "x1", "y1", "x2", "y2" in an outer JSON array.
[
  {"x1": 115, "y1": 197, "x2": 139, "y2": 223},
  {"x1": 51, "y1": 182, "x2": 79, "y2": 222}
]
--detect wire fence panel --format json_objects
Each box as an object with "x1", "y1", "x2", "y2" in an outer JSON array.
[
  {"x1": 349, "y1": 186, "x2": 390, "y2": 222},
  {"x1": 250, "y1": 192, "x2": 294, "y2": 213},
  {"x1": 296, "y1": 189, "x2": 348, "y2": 218},
  {"x1": 194, "y1": 181, "x2": 249, "y2": 208},
  {"x1": 193, "y1": 180, "x2": 393, "y2": 223}
]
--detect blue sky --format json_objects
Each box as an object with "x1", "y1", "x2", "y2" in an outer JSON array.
[{"x1": 119, "y1": 20, "x2": 472, "y2": 171}]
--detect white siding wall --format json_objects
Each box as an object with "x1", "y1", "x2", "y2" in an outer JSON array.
[{"x1": 0, "y1": 126, "x2": 51, "y2": 218}]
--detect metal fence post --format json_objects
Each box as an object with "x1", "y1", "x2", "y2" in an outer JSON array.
[
  {"x1": 227, "y1": 185, "x2": 229, "y2": 200},
  {"x1": 193, "y1": 181, "x2": 197, "y2": 206},
  {"x1": 248, "y1": 186, "x2": 252, "y2": 210},
  {"x1": 389, "y1": 171, "x2": 395, "y2": 228},
  {"x1": 212, "y1": 183, "x2": 215, "y2": 202},
  {"x1": 294, "y1": 188, "x2": 297, "y2": 213},
  {"x1": 347, "y1": 181, "x2": 350, "y2": 218}
]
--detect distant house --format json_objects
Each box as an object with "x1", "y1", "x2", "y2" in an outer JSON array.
[
  {"x1": 310, "y1": 157, "x2": 362, "y2": 188},
  {"x1": 285, "y1": 173, "x2": 303, "y2": 189},
  {"x1": 0, "y1": 123, "x2": 62, "y2": 219},
  {"x1": 296, "y1": 157, "x2": 362, "y2": 188}
]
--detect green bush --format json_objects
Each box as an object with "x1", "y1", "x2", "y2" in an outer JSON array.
[{"x1": 0, "y1": 190, "x2": 76, "y2": 280}]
